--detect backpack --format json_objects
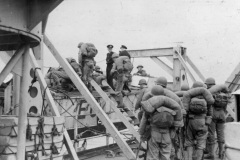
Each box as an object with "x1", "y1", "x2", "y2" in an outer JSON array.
[
  {"x1": 82, "y1": 43, "x2": 98, "y2": 58},
  {"x1": 189, "y1": 97, "x2": 207, "y2": 114},
  {"x1": 214, "y1": 92, "x2": 229, "y2": 109},
  {"x1": 151, "y1": 106, "x2": 175, "y2": 128},
  {"x1": 123, "y1": 59, "x2": 133, "y2": 72}
]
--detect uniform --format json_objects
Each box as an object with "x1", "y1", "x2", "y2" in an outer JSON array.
[
  {"x1": 183, "y1": 86, "x2": 214, "y2": 160},
  {"x1": 78, "y1": 43, "x2": 98, "y2": 92},
  {"x1": 111, "y1": 56, "x2": 133, "y2": 92},
  {"x1": 206, "y1": 84, "x2": 229, "y2": 159},
  {"x1": 140, "y1": 95, "x2": 183, "y2": 160},
  {"x1": 106, "y1": 51, "x2": 115, "y2": 89}
]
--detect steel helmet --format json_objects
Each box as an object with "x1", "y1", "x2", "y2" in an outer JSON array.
[
  {"x1": 181, "y1": 84, "x2": 190, "y2": 91},
  {"x1": 192, "y1": 81, "x2": 204, "y2": 88},
  {"x1": 205, "y1": 77, "x2": 216, "y2": 85},
  {"x1": 95, "y1": 65, "x2": 100, "y2": 70},
  {"x1": 78, "y1": 42, "x2": 84, "y2": 48},
  {"x1": 155, "y1": 77, "x2": 167, "y2": 87},
  {"x1": 137, "y1": 64, "x2": 143, "y2": 68},
  {"x1": 112, "y1": 53, "x2": 119, "y2": 59},
  {"x1": 138, "y1": 79, "x2": 147, "y2": 85},
  {"x1": 151, "y1": 85, "x2": 164, "y2": 96}
]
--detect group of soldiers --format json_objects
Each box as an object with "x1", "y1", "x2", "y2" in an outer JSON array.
[
  {"x1": 43, "y1": 43, "x2": 229, "y2": 160},
  {"x1": 135, "y1": 77, "x2": 230, "y2": 160}
]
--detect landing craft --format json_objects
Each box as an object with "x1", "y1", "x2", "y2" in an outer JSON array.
[{"x1": 0, "y1": 1, "x2": 239, "y2": 160}]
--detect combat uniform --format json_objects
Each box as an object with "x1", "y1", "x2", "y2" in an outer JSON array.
[
  {"x1": 183, "y1": 86, "x2": 214, "y2": 160},
  {"x1": 140, "y1": 95, "x2": 183, "y2": 160},
  {"x1": 206, "y1": 85, "x2": 229, "y2": 159},
  {"x1": 78, "y1": 43, "x2": 98, "y2": 92}
]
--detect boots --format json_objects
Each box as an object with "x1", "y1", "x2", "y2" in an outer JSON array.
[
  {"x1": 204, "y1": 143, "x2": 214, "y2": 159},
  {"x1": 195, "y1": 149, "x2": 203, "y2": 160},
  {"x1": 187, "y1": 147, "x2": 193, "y2": 160},
  {"x1": 218, "y1": 142, "x2": 224, "y2": 159}
]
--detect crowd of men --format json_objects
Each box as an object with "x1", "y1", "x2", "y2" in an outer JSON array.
[
  {"x1": 136, "y1": 77, "x2": 230, "y2": 160},
  {"x1": 44, "y1": 43, "x2": 230, "y2": 160}
]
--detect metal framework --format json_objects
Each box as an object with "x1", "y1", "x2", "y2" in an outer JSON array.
[
  {"x1": 128, "y1": 47, "x2": 236, "y2": 120},
  {"x1": 128, "y1": 46, "x2": 205, "y2": 90}
]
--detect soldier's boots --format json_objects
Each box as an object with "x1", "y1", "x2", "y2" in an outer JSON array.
[
  {"x1": 187, "y1": 147, "x2": 193, "y2": 160},
  {"x1": 218, "y1": 142, "x2": 224, "y2": 159},
  {"x1": 195, "y1": 149, "x2": 203, "y2": 160},
  {"x1": 204, "y1": 144, "x2": 215, "y2": 159}
]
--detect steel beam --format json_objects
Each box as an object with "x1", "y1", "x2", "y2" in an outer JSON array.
[
  {"x1": 16, "y1": 45, "x2": 30, "y2": 160},
  {"x1": 43, "y1": 35, "x2": 136, "y2": 160},
  {"x1": 186, "y1": 56, "x2": 205, "y2": 82},
  {"x1": 175, "y1": 50, "x2": 196, "y2": 83},
  {"x1": 0, "y1": 45, "x2": 27, "y2": 85},
  {"x1": 150, "y1": 57, "x2": 173, "y2": 76},
  {"x1": 128, "y1": 48, "x2": 174, "y2": 58}
]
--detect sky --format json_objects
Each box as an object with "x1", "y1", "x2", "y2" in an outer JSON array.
[{"x1": 3, "y1": 0, "x2": 240, "y2": 84}]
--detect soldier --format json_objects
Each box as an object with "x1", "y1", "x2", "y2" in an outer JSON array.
[
  {"x1": 78, "y1": 42, "x2": 98, "y2": 92},
  {"x1": 134, "y1": 79, "x2": 149, "y2": 121},
  {"x1": 111, "y1": 53, "x2": 133, "y2": 92},
  {"x1": 155, "y1": 77, "x2": 168, "y2": 88},
  {"x1": 133, "y1": 65, "x2": 148, "y2": 76},
  {"x1": 139, "y1": 79, "x2": 148, "y2": 89},
  {"x1": 140, "y1": 86, "x2": 183, "y2": 160},
  {"x1": 106, "y1": 45, "x2": 115, "y2": 89},
  {"x1": 204, "y1": 77, "x2": 228, "y2": 159},
  {"x1": 183, "y1": 81, "x2": 214, "y2": 160},
  {"x1": 94, "y1": 65, "x2": 103, "y2": 75},
  {"x1": 66, "y1": 57, "x2": 82, "y2": 77}
]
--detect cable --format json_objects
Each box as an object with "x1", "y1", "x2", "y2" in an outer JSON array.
[
  {"x1": 50, "y1": 88, "x2": 74, "y2": 105},
  {"x1": 96, "y1": 59, "x2": 106, "y2": 63}
]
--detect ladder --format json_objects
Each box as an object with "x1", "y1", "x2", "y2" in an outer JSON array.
[{"x1": 43, "y1": 35, "x2": 143, "y2": 160}]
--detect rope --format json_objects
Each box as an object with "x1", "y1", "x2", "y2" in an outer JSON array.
[
  {"x1": 41, "y1": 86, "x2": 49, "y2": 116},
  {"x1": 6, "y1": 104, "x2": 19, "y2": 115}
]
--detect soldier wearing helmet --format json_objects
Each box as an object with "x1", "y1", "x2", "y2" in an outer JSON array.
[
  {"x1": 135, "y1": 85, "x2": 164, "y2": 121},
  {"x1": 106, "y1": 45, "x2": 115, "y2": 89},
  {"x1": 204, "y1": 77, "x2": 226, "y2": 159},
  {"x1": 184, "y1": 81, "x2": 213, "y2": 160},
  {"x1": 204, "y1": 77, "x2": 215, "y2": 89},
  {"x1": 155, "y1": 76, "x2": 167, "y2": 88},
  {"x1": 135, "y1": 79, "x2": 149, "y2": 112},
  {"x1": 138, "y1": 79, "x2": 147, "y2": 89},
  {"x1": 133, "y1": 65, "x2": 148, "y2": 77},
  {"x1": 94, "y1": 65, "x2": 103, "y2": 75},
  {"x1": 140, "y1": 85, "x2": 182, "y2": 160},
  {"x1": 78, "y1": 42, "x2": 98, "y2": 92}
]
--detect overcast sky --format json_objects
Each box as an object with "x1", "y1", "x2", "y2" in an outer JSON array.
[{"x1": 41, "y1": 0, "x2": 240, "y2": 84}]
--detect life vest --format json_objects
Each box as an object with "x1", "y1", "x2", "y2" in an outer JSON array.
[
  {"x1": 151, "y1": 106, "x2": 175, "y2": 128},
  {"x1": 189, "y1": 97, "x2": 207, "y2": 114}
]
